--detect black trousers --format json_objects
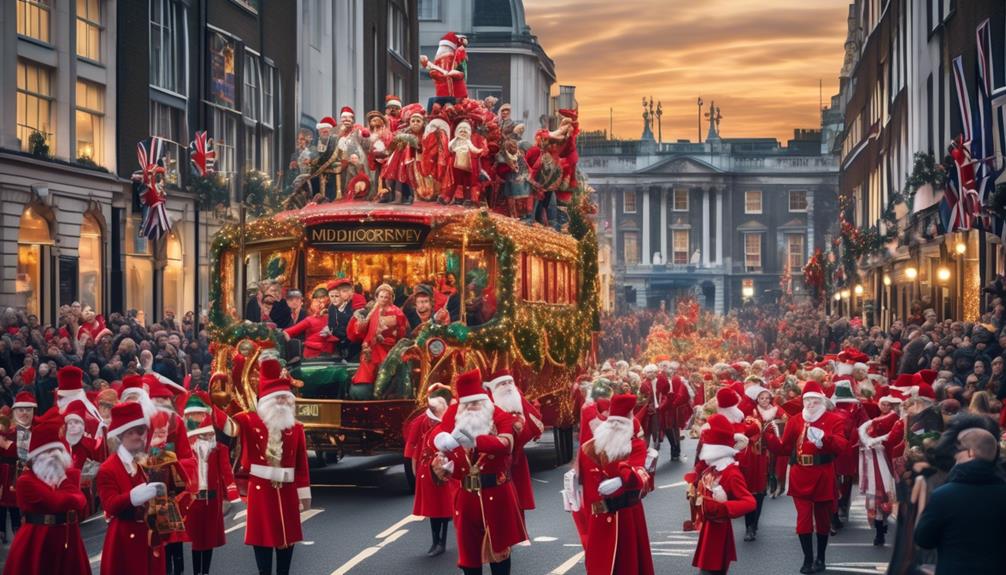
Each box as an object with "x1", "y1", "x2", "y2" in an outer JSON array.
[{"x1": 253, "y1": 545, "x2": 295, "y2": 575}]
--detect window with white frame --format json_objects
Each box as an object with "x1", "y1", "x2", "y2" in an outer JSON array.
[
  {"x1": 623, "y1": 190, "x2": 637, "y2": 213},
  {"x1": 672, "y1": 230, "x2": 689, "y2": 265},
  {"x1": 212, "y1": 109, "x2": 238, "y2": 181},
  {"x1": 672, "y1": 188, "x2": 689, "y2": 211},
  {"x1": 261, "y1": 64, "x2": 275, "y2": 128},
  {"x1": 623, "y1": 232, "x2": 640, "y2": 265},
  {"x1": 76, "y1": 0, "x2": 102, "y2": 61},
  {"x1": 744, "y1": 233, "x2": 762, "y2": 272},
  {"x1": 16, "y1": 60, "x2": 54, "y2": 151},
  {"x1": 418, "y1": 0, "x2": 439, "y2": 20},
  {"x1": 150, "y1": 102, "x2": 183, "y2": 185},
  {"x1": 787, "y1": 234, "x2": 805, "y2": 271},
  {"x1": 388, "y1": 3, "x2": 408, "y2": 58},
  {"x1": 260, "y1": 131, "x2": 273, "y2": 177},
  {"x1": 17, "y1": 0, "x2": 50, "y2": 43},
  {"x1": 745, "y1": 190, "x2": 762, "y2": 214},
  {"x1": 789, "y1": 190, "x2": 808, "y2": 212},
  {"x1": 75, "y1": 80, "x2": 105, "y2": 164},
  {"x1": 243, "y1": 53, "x2": 260, "y2": 122},
  {"x1": 150, "y1": 0, "x2": 180, "y2": 93}
]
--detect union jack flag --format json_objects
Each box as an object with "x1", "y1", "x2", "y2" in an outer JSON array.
[
  {"x1": 132, "y1": 137, "x2": 171, "y2": 240},
  {"x1": 189, "y1": 130, "x2": 216, "y2": 177}
]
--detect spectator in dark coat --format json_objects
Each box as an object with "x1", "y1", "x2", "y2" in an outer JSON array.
[{"x1": 914, "y1": 427, "x2": 1006, "y2": 575}]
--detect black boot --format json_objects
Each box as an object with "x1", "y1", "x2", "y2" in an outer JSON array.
[
  {"x1": 830, "y1": 513, "x2": 841, "y2": 535},
  {"x1": 488, "y1": 557, "x2": 511, "y2": 575},
  {"x1": 873, "y1": 519, "x2": 886, "y2": 546},
  {"x1": 798, "y1": 534, "x2": 814, "y2": 574},
  {"x1": 743, "y1": 524, "x2": 756, "y2": 542},
  {"x1": 427, "y1": 519, "x2": 446, "y2": 556},
  {"x1": 814, "y1": 533, "x2": 828, "y2": 572}
]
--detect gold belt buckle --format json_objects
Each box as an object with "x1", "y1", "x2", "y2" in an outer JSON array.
[
  {"x1": 43, "y1": 514, "x2": 56, "y2": 525},
  {"x1": 591, "y1": 499, "x2": 610, "y2": 515},
  {"x1": 799, "y1": 454, "x2": 814, "y2": 466},
  {"x1": 463, "y1": 474, "x2": 482, "y2": 492},
  {"x1": 271, "y1": 480, "x2": 282, "y2": 489}
]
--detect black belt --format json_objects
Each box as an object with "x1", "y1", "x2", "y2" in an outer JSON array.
[
  {"x1": 591, "y1": 490, "x2": 642, "y2": 515},
  {"x1": 790, "y1": 453, "x2": 834, "y2": 466},
  {"x1": 195, "y1": 489, "x2": 217, "y2": 501},
  {"x1": 118, "y1": 507, "x2": 147, "y2": 522},
  {"x1": 25, "y1": 511, "x2": 78, "y2": 526},
  {"x1": 462, "y1": 471, "x2": 510, "y2": 492}
]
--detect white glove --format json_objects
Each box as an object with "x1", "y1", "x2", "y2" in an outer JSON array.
[
  {"x1": 598, "y1": 477, "x2": 623, "y2": 496},
  {"x1": 442, "y1": 460, "x2": 455, "y2": 475},
  {"x1": 645, "y1": 447, "x2": 659, "y2": 471},
  {"x1": 806, "y1": 426, "x2": 825, "y2": 448},
  {"x1": 129, "y1": 482, "x2": 164, "y2": 506},
  {"x1": 451, "y1": 428, "x2": 475, "y2": 449},
  {"x1": 711, "y1": 485, "x2": 728, "y2": 502},
  {"x1": 434, "y1": 431, "x2": 459, "y2": 452}
]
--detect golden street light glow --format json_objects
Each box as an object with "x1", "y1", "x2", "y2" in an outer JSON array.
[
  {"x1": 854, "y1": 284, "x2": 863, "y2": 296},
  {"x1": 883, "y1": 275, "x2": 891, "y2": 286},
  {"x1": 840, "y1": 289, "x2": 851, "y2": 299},
  {"x1": 937, "y1": 266, "x2": 951, "y2": 282},
  {"x1": 833, "y1": 292, "x2": 841, "y2": 301},
  {"x1": 905, "y1": 266, "x2": 918, "y2": 280},
  {"x1": 955, "y1": 241, "x2": 967, "y2": 255},
  {"x1": 741, "y1": 286, "x2": 754, "y2": 298}
]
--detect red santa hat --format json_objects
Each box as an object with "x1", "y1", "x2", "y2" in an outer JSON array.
[
  {"x1": 701, "y1": 413, "x2": 737, "y2": 448},
  {"x1": 893, "y1": 373, "x2": 920, "y2": 388},
  {"x1": 484, "y1": 369, "x2": 514, "y2": 392},
  {"x1": 13, "y1": 391, "x2": 37, "y2": 410},
  {"x1": 316, "y1": 116, "x2": 336, "y2": 131},
  {"x1": 455, "y1": 369, "x2": 489, "y2": 405},
  {"x1": 558, "y1": 108, "x2": 578, "y2": 121},
  {"x1": 107, "y1": 402, "x2": 149, "y2": 438},
  {"x1": 63, "y1": 400, "x2": 89, "y2": 424},
  {"x1": 606, "y1": 394, "x2": 636, "y2": 424},
  {"x1": 121, "y1": 374, "x2": 147, "y2": 396},
  {"x1": 401, "y1": 103, "x2": 425, "y2": 121},
  {"x1": 327, "y1": 277, "x2": 353, "y2": 291},
  {"x1": 914, "y1": 382, "x2": 936, "y2": 401},
  {"x1": 57, "y1": 365, "x2": 84, "y2": 393},
  {"x1": 917, "y1": 369, "x2": 938, "y2": 385},
  {"x1": 340, "y1": 106, "x2": 355, "y2": 119},
  {"x1": 439, "y1": 31, "x2": 462, "y2": 50},
  {"x1": 879, "y1": 389, "x2": 906, "y2": 405},
  {"x1": 26, "y1": 412, "x2": 68, "y2": 461},
  {"x1": 257, "y1": 357, "x2": 293, "y2": 402},
  {"x1": 147, "y1": 378, "x2": 175, "y2": 400},
  {"x1": 716, "y1": 387, "x2": 739, "y2": 409},
  {"x1": 802, "y1": 380, "x2": 827, "y2": 401},
  {"x1": 385, "y1": 94, "x2": 402, "y2": 108}
]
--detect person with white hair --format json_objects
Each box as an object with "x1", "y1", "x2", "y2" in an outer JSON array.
[
  {"x1": 577, "y1": 394, "x2": 654, "y2": 575},
  {"x1": 232, "y1": 357, "x2": 312, "y2": 575},
  {"x1": 0, "y1": 391, "x2": 38, "y2": 542},
  {"x1": 405, "y1": 383, "x2": 453, "y2": 557},
  {"x1": 1, "y1": 412, "x2": 90, "y2": 575},
  {"x1": 857, "y1": 391, "x2": 906, "y2": 547},
  {"x1": 485, "y1": 369, "x2": 544, "y2": 514},
  {"x1": 433, "y1": 369, "x2": 527, "y2": 575}
]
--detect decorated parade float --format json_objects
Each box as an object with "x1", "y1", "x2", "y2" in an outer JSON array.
[{"x1": 202, "y1": 32, "x2": 599, "y2": 466}]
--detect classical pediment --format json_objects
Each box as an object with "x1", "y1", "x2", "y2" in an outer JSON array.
[{"x1": 638, "y1": 156, "x2": 721, "y2": 175}]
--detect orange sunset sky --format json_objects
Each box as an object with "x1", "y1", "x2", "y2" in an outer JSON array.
[{"x1": 523, "y1": 0, "x2": 852, "y2": 144}]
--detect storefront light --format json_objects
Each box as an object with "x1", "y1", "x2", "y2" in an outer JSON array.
[
  {"x1": 937, "y1": 266, "x2": 951, "y2": 282},
  {"x1": 883, "y1": 274, "x2": 891, "y2": 286},
  {"x1": 854, "y1": 284, "x2": 863, "y2": 296},
  {"x1": 955, "y1": 241, "x2": 967, "y2": 255},
  {"x1": 833, "y1": 292, "x2": 841, "y2": 302},
  {"x1": 905, "y1": 266, "x2": 918, "y2": 280},
  {"x1": 840, "y1": 289, "x2": 851, "y2": 300},
  {"x1": 741, "y1": 285, "x2": 754, "y2": 298}
]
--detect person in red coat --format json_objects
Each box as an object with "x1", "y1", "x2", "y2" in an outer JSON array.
[
  {"x1": 283, "y1": 286, "x2": 339, "y2": 358},
  {"x1": 659, "y1": 373, "x2": 691, "y2": 461},
  {"x1": 432, "y1": 369, "x2": 527, "y2": 574},
  {"x1": 687, "y1": 413, "x2": 757, "y2": 574},
  {"x1": 0, "y1": 391, "x2": 37, "y2": 542},
  {"x1": 420, "y1": 32, "x2": 469, "y2": 102},
  {"x1": 407, "y1": 384, "x2": 454, "y2": 556},
  {"x1": 830, "y1": 378, "x2": 869, "y2": 533},
  {"x1": 351, "y1": 284, "x2": 407, "y2": 391},
  {"x1": 2, "y1": 411, "x2": 90, "y2": 575},
  {"x1": 764, "y1": 381, "x2": 849, "y2": 574},
  {"x1": 576, "y1": 394, "x2": 654, "y2": 575},
  {"x1": 485, "y1": 369, "x2": 544, "y2": 514},
  {"x1": 96, "y1": 402, "x2": 167, "y2": 575},
  {"x1": 63, "y1": 400, "x2": 99, "y2": 470},
  {"x1": 740, "y1": 384, "x2": 774, "y2": 541},
  {"x1": 857, "y1": 392, "x2": 905, "y2": 546},
  {"x1": 571, "y1": 386, "x2": 613, "y2": 547},
  {"x1": 636, "y1": 364, "x2": 662, "y2": 448},
  {"x1": 183, "y1": 393, "x2": 240, "y2": 575},
  {"x1": 232, "y1": 357, "x2": 311, "y2": 575}
]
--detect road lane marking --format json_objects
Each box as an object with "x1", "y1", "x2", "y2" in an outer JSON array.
[
  {"x1": 82, "y1": 513, "x2": 106, "y2": 525},
  {"x1": 657, "y1": 480, "x2": 687, "y2": 489},
  {"x1": 531, "y1": 477, "x2": 549, "y2": 484},
  {"x1": 225, "y1": 508, "x2": 324, "y2": 535},
  {"x1": 89, "y1": 552, "x2": 102, "y2": 564},
  {"x1": 375, "y1": 514, "x2": 423, "y2": 538},
  {"x1": 533, "y1": 536, "x2": 558, "y2": 542},
  {"x1": 330, "y1": 547, "x2": 381, "y2": 575},
  {"x1": 330, "y1": 514, "x2": 422, "y2": 575},
  {"x1": 378, "y1": 529, "x2": 408, "y2": 547},
  {"x1": 234, "y1": 509, "x2": 247, "y2": 520},
  {"x1": 548, "y1": 551, "x2": 585, "y2": 574}
]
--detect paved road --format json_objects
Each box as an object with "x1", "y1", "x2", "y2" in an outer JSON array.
[{"x1": 1, "y1": 435, "x2": 893, "y2": 574}]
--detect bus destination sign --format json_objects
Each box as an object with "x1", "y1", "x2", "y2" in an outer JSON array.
[{"x1": 305, "y1": 221, "x2": 431, "y2": 252}]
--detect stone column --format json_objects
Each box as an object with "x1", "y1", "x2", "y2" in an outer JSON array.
[{"x1": 642, "y1": 188, "x2": 651, "y2": 265}]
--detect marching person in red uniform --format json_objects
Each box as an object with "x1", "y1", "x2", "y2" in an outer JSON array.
[
  {"x1": 96, "y1": 401, "x2": 166, "y2": 575},
  {"x1": 406, "y1": 384, "x2": 454, "y2": 557},
  {"x1": 830, "y1": 378, "x2": 868, "y2": 533},
  {"x1": 740, "y1": 383, "x2": 774, "y2": 541},
  {"x1": 659, "y1": 372, "x2": 690, "y2": 461},
  {"x1": 432, "y1": 369, "x2": 527, "y2": 575},
  {"x1": 1, "y1": 411, "x2": 90, "y2": 575},
  {"x1": 636, "y1": 364, "x2": 662, "y2": 448},
  {"x1": 577, "y1": 393, "x2": 654, "y2": 575},
  {"x1": 764, "y1": 381, "x2": 848, "y2": 574},
  {"x1": 687, "y1": 413, "x2": 757, "y2": 574},
  {"x1": 0, "y1": 391, "x2": 37, "y2": 542},
  {"x1": 571, "y1": 382, "x2": 613, "y2": 546},
  {"x1": 857, "y1": 392, "x2": 905, "y2": 546},
  {"x1": 183, "y1": 394, "x2": 240, "y2": 575},
  {"x1": 63, "y1": 400, "x2": 98, "y2": 471},
  {"x1": 485, "y1": 369, "x2": 544, "y2": 514},
  {"x1": 232, "y1": 357, "x2": 312, "y2": 575}
]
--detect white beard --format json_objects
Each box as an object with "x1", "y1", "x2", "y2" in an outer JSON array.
[
  {"x1": 259, "y1": 398, "x2": 296, "y2": 434},
  {"x1": 192, "y1": 438, "x2": 215, "y2": 490},
  {"x1": 66, "y1": 428, "x2": 84, "y2": 447},
  {"x1": 593, "y1": 418, "x2": 633, "y2": 461},
  {"x1": 718, "y1": 405, "x2": 744, "y2": 424},
  {"x1": 803, "y1": 403, "x2": 826, "y2": 423},
  {"x1": 492, "y1": 384, "x2": 523, "y2": 415},
  {"x1": 757, "y1": 405, "x2": 778, "y2": 422},
  {"x1": 454, "y1": 401, "x2": 495, "y2": 439},
  {"x1": 699, "y1": 443, "x2": 738, "y2": 471},
  {"x1": 32, "y1": 449, "x2": 72, "y2": 488}
]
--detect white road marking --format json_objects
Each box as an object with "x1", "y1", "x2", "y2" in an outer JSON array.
[
  {"x1": 378, "y1": 529, "x2": 408, "y2": 547},
  {"x1": 89, "y1": 552, "x2": 102, "y2": 564},
  {"x1": 650, "y1": 540, "x2": 698, "y2": 546},
  {"x1": 533, "y1": 536, "x2": 558, "y2": 542},
  {"x1": 531, "y1": 477, "x2": 549, "y2": 484},
  {"x1": 375, "y1": 514, "x2": 423, "y2": 538},
  {"x1": 224, "y1": 521, "x2": 247, "y2": 534},
  {"x1": 234, "y1": 509, "x2": 247, "y2": 520},
  {"x1": 225, "y1": 508, "x2": 324, "y2": 535},
  {"x1": 82, "y1": 513, "x2": 106, "y2": 525},
  {"x1": 548, "y1": 551, "x2": 585, "y2": 574},
  {"x1": 302, "y1": 541, "x2": 315, "y2": 545},
  {"x1": 657, "y1": 480, "x2": 687, "y2": 489},
  {"x1": 330, "y1": 514, "x2": 422, "y2": 575},
  {"x1": 330, "y1": 547, "x2": 381, "y2": 575}
]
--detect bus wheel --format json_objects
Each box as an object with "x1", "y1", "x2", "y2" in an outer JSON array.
[{"x1": 403, "y1": 461, "x2": 416, "y2": 492}]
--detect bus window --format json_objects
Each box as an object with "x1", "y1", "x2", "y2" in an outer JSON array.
[
  {"x1": 529, "y1": 256, "x2": 544, "y2": 302},
  {"x1": 557, "y1": 261, "x2": 568, "y2": 304},
  {"x1": 462, "y1": 248, "x2": 496, "y2": 327}
]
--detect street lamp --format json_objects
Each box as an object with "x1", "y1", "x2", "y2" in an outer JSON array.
[
  {"x1": 955, "y1": 241, "x2": 967, "y2": 255},
  {"x1": 833, "y1": 292, "x2": 841, "y2": 302},
  {"x1": 741, "y1": 285, "x2": 754, "y2": 299},
  {"x1": 840, "y1": 289, "x2": 851, "y2": 300},
  {"x1": 937, "y1": 266, "x2": 951, "y2": 282},
  {"x1": 854, "y1": 284, "x2": 864, "y2": 296},
  {"x1": 905, "y1": 266, "x2": 918, "y2": 280},
  {"x1": 883, "y1": 274, "x2": 891, "y2": 286}
]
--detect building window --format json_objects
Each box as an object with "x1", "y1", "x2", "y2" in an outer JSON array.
[
  {"x1": 260, "y1": 130, "x2": 274, "y2": 177},
  {"x1": 623, "y1": 190, "x2": 637, "y2": 213},
  {"x1": 745, "y1": 190, "x2": 762, "y2": 214},
  {"x1": 17, "y1": 0, "x2": 50, "y2": 43},
  {"x1": 787, "y1": 234, "x2": 805, "y2": 271},
  {"x1": 744, "y1": 233, "x2": 762, "y2": 272},
  {"x1": 473, "y1": 0, "x2": 512, "y2": 27},
  {"x1": 789, "y1": 190, "x2": 808, "y2": 212},
  {"x1": 76, "y1": 0, "x2": 102, "y2": 62},
  {"x1": 17, "y1": 205, "x2": 52, "y2": 318},
  {"x1": 75, "y1": 80, "x2": 105, "y2": 164},
  {"x1": 212, "y1": 109, "x2": 238, "y2": 196},
  {"x1": 243, "y1": 53, "x2": 260, "y2": 122},
  {"x1": 261, "y1": 64, "x2": 275, "y2": 128},
  {"x1": 16, "y1": 60, "x2": 54, "y2": 152},
  {"x1": 150, "y1": 0, "x2": 179, "y2": 93},
  {"x1": 388, "y1": 3, "x2": 408, "y2": 59},
  {"x1": 164, "y1": 232, "x2": 184, "y2": 319},
  {"x1": 672, "y1": 230, "x2": 689, "y2": 265},
  {"x1": 418, "y1": 0, "x2": 439, "y2": 20},
  {"x1": 623, "y1": 232, "x2": 640, "y2": 265},
  {"x1": 150, "y1": 102, "x2": 183, "y2": 186},
  {"x1": 79, "y1": 213, "x2": 103, "y2": 313},
  {"x1": 672, "y1": 189, "x2": 689, "y2": 211}
]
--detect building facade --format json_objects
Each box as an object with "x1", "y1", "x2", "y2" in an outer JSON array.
[
  {"x1": 417, "y1": 0, "x2": 554, "y2": 135},
  {"x1": 583, "y1": 115, "x2": 840, "y2": 314},
  {"x1": 839, "y1": 0, "x2": 1006, "y2": 327}
]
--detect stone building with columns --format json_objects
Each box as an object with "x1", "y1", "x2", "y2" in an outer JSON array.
[{"x1": 583, "y1": 115, "x2": 840, "y2": 313}]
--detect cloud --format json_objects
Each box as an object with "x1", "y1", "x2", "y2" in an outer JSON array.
[{"x1": 523, "y1": 0, "x2": 850, "y2": 142}]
